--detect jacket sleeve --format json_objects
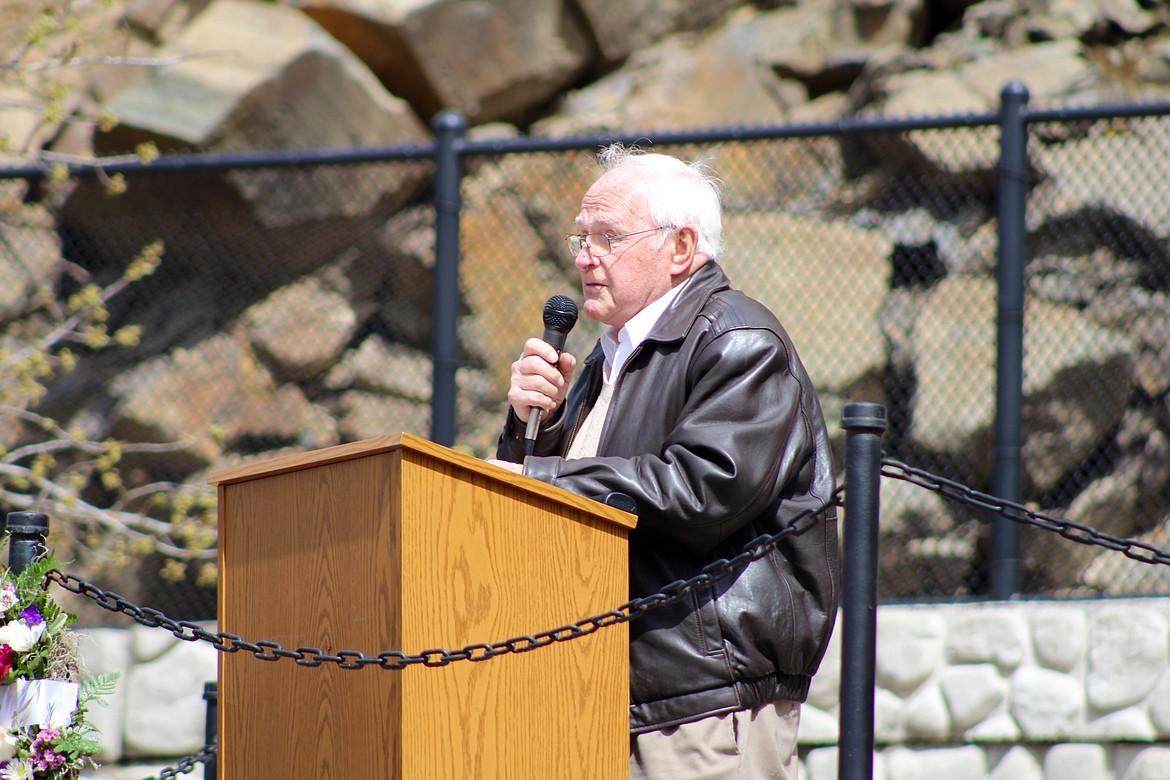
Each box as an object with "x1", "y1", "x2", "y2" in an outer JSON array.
[
  {"x1": 523, "y1": 325, "x2": 815, "y2": 554},
  {"x1": 495, "y1": 403, "x2": 568, "y2": 462}
]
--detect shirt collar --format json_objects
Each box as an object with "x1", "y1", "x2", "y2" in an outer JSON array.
[{"x1": 600, "y1": 277, "x2": 692, "y2": 378}]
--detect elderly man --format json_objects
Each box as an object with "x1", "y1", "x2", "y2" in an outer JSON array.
[{"x1": 490, "y1": 144, "x2": 838, "y2": 779}]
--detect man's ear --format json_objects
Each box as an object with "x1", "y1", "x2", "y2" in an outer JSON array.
[{"x1": 669, "y1": 226, "x2": 699, "y2": 276}]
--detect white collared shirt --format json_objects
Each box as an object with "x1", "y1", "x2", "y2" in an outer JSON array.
[{"x1": 600, "y1": 277, "x2": 692, "y2": 381}]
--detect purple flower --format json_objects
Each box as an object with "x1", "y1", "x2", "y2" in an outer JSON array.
[
  {"x1": 28, "y1": 745, "x2": 65, "y2": 773},
  {"x1": 17, "y1": 607, "x2": 42, "y2": 627},
  {"x1": 33, "y1": 728, "x2": 60, "y2": 745}
]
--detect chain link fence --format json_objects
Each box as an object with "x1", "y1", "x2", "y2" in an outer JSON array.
[{"x1": 3, "y1": 95, "x2": 1170, "y2": 611}]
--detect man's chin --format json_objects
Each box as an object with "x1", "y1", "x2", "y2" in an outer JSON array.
[{"x1": 582, "y1": 300, "x2": 609, "y2": 323}]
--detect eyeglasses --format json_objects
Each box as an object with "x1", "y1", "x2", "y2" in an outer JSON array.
[{"x1": 565, "y1": 225, "x2": 677, "y2": 259}]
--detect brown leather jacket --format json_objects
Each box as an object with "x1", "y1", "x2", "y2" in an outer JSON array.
[{"x1": 496, "y1": 260, "x2": 839, "y2": 733}]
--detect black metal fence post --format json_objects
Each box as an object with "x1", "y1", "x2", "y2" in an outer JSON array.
[
  {"x1": 991, "y1": 81, "x2": 1030, "y2": 600},
  {"x1": 5, "y1": 511, "x2": 49, "y2": 575},
  {"x1": 839, "y1": 403, "x2": 886, "y2": 780},
  {"x1": 203, "y1": 681, "x2": 218, "y2": 780},
  {"x1": 430, "y1": 110, "x2": 466, "y2": 448}
]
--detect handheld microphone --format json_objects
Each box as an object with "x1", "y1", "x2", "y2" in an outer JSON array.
[{"x1": 525, "y1": 294, "x2": 578, "y2": 456}]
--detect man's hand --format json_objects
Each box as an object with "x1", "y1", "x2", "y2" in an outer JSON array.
[
  {"x1": 486, "y1": 459, "x2": 524, "y2": 474},
  {"x1": 507, "y1": 338, "x2": 577, "y2": 423}
]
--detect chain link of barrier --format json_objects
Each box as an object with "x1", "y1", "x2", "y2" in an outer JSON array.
[
  {"x1": 881, "y1": 457, "x2": 1170, "y2": 567},
  {"x1": 148, "y1": 740, "x2": 216, "y2": 779},
  {"x1": 45, "y1": 490, "x2": 841, "y2": 671}
]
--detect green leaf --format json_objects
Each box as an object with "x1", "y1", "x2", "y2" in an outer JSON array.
[{"x1": 80, "y1": 671, "x2": 120, "y2": 705}]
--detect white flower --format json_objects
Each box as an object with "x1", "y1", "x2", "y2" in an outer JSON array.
[
  {"x1": 0, "y1": 621, "x2": 45, "y2": 653},
  {"x1": 0, "y1": 729, "x2": 17, "y2": 761},
  {"x1": 0, "y1": 583, "x2": 16, "y2": 612},
  {"x1": 0, "y1": 759, "x2": 31, "y2": 780}
]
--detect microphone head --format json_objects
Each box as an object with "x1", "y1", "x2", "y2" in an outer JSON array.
[{"x1": 542, "y1": 294, "x2": 579, "y2": 334}]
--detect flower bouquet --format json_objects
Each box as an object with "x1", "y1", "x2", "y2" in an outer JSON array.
[{"x1": 0, "y1": 551, "x2": 116, "y2": 779}]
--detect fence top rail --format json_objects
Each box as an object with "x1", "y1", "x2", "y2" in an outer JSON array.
[
  {"x1": 0, "y1": 140, "x2": 438, "y2": 181},
  {"x1": 1024, "y1": 99, "x2": 1170, "y2": 123},
  {"x1": 458, "y1": 110, "x2": 1003, "y2": 156},
  {"x1": 4, "y1": 95, "x2": 1165, "y2": 182}
]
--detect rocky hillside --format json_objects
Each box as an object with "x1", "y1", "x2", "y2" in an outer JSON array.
[{"x1": 3, "y1": 0, "x2": 1170, "y2": 604}]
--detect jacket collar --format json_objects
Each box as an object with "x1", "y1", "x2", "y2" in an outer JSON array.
[{"x1": 644, "y1": 260, "x2": 731, "y2": 343}]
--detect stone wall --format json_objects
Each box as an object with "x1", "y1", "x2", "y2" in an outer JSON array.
[
  {"x1": 72, "y1": 597, "x2": 1170, "y2": 779},
  {"x1": 803, "y1": 598, "x2": 1170, "y2": 780}
]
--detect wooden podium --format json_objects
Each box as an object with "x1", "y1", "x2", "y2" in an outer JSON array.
[{"x1": 209, "y1": 434, "x2": 636, "y2": 779}]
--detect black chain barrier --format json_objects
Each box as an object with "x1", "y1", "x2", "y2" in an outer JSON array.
[
  {"x1": 45, "y1": 489, "x2": 842, "y2": 672},
  {"x1": 42, "y1": 492, "x2": 837, "y2": 779},
  {"x1": 150, "y1": 740, "x2": 217, "y2": 779},
  {"x1": 49, "y1": 463, "x2": 1169, "y2": 779},
  {"x1": 881, "y1": 457, "x2": 1170, "y2": 567},
  {"x1": 45, "y1": 464, "x2": 1170, "y2": 779}
]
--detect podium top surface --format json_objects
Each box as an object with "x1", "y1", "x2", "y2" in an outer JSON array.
[{"x1": 208, "y1": 433, "x2": 637, "y2": 529}]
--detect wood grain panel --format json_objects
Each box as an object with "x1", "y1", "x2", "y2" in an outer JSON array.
[
  {"x1": 398, "y1": 453, "x2": 627, "y2": 778},
  {"x1": 220, "y1": 452, "x2": 402, "y2": 777},
  {"x1": 214, "y1": 436, "x2": 631, "y2": 779}
]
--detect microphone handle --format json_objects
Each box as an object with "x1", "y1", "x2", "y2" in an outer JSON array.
[
  {"x1": 524, "y1": 328, "x2": 569, "y2": 454},
  {"x1": 525, "y1": 407, "x2": 543, "y2": 454},
  {"x1": 542, "y1": 326, "x2": 569, "y2": 353}
]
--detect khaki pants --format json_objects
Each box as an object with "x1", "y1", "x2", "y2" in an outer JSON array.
[{"x1": 629, "y1": 699, "x2": 801, "y2": 780}]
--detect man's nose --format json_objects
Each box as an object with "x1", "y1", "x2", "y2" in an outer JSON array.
[{"x1": 575, "y1": 246, "x2": 599, "y2": 268}]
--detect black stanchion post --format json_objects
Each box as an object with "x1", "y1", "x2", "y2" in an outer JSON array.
[
  {"x1": 5, "y1": 511, "x2": 49, "y2": 575},
  {"x1": 991, "y1": 81, "x2": 1029, "y2": 600},
  {"x1": 430, "y1": 110, "x2": 466, "y2": 448},
  {"x1": 203, "y1": 681, "x2": 218, "y2": 780},
  {"x1": 839, "y1": 403, "x2": 886, "y2": 780}
]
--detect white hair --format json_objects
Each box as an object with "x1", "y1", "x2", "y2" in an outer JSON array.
[{"x1": 596, "y1": 143, "x2": 723, "y2": 260}]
